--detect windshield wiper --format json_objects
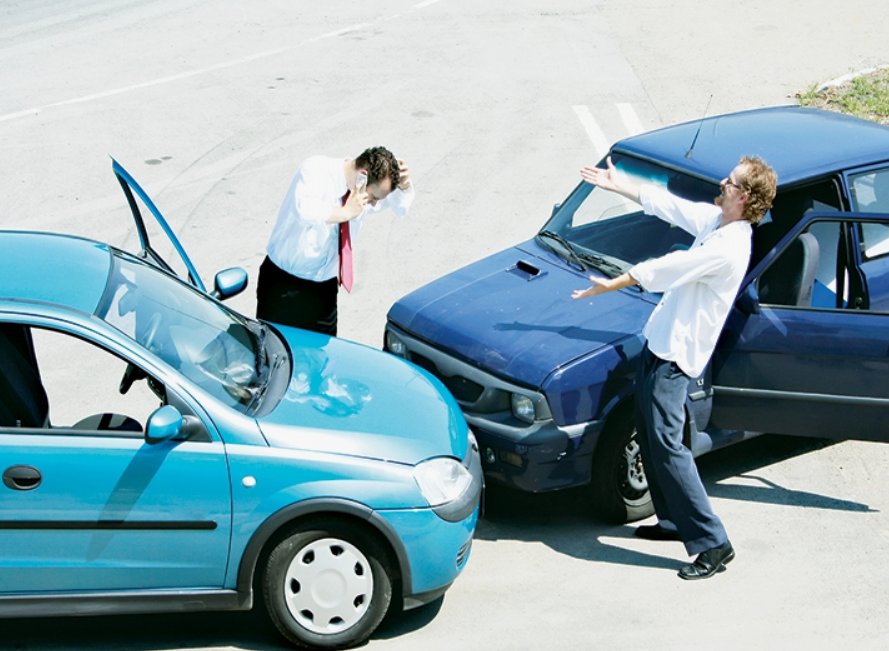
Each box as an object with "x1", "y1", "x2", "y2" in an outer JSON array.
[
  {"x1": 575, "y1": 250, "x2": 626, "y2": 279},
  {"x1": 254, "y1": 323, "x2": 269, "y2": 376},
  {"x1": 246, "y1": 351, "x2": 283, "y2": 413},
  {"x1": 537, "y1": 230, "x2": 587, "y2": 271}
]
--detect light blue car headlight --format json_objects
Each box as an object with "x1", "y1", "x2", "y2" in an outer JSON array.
[{"x1": 413, "y1": 457, "x2": 472, "y2": 506}]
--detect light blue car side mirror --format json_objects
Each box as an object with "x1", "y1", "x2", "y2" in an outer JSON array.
[
  {"x1": 212, "y1": 267, "x2": 248, "y2": 300},
  {"x1": 146, "y1": 405, "x2": 183, "y2": 444}
]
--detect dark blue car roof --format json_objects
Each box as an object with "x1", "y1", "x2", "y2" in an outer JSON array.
[{"x1": 614, "y1": 105, "x2": 889, "y2": 187}]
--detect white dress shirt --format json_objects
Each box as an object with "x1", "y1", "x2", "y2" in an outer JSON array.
[
  {"x1": 267, "y1": 155, "x2": 415, "y2": 282},
  {"x1": 628, "y1": 184, "x2": 752, "y2": 377}
]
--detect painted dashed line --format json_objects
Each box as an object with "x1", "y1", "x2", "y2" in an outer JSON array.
[
  {"x1": 574, "y1": 103, "x2": 651, "y2": 158},
  {"x1": 572, "y1": 105, "x2": 611, "y2": 160},
  {"x1": 617, "y1": 102, "x2": 644, "y2": 136}
]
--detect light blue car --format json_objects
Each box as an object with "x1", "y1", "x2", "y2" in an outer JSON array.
[{"x1": 0, "y1": 160, "x2": 482, "y2": 650}]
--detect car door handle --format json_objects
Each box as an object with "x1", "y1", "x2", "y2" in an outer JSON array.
[{"x1": 3, "y1": 465, "x2": 42, "y2": 491}]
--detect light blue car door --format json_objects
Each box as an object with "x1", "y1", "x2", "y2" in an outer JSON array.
[{"x1": 0, "y1": 325, "x2": 232, "y2": 594}]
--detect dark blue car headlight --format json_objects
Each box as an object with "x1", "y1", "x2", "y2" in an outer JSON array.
[
  {"x1": 385, "y1": 329, "x2": 408, "y2": 358},
  {"x1": 510, "y1": 393, "x2": 536, "y2": 423}
]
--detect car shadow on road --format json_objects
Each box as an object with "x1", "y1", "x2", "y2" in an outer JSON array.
[
  {"x1": 0, "y1": 608, "x2": 291, "y2": 651},
  {"x1": 1, "y1": 597, "x2": 441, "y2": 651},
  {"x1": 475, "y1": 434, "x2": 875, "y2": 569},
  {"x1": 3, "y1": 436, "x2": 873, "y2": 650}
]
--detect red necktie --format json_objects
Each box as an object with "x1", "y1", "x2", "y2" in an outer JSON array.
[{"x1": 339, "y1": 192, "x2": 354, "y2": 292}]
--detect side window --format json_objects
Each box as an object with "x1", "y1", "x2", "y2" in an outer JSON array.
[
  {"x1": 756, "y1": 218, "x2": 889, "y2": 313},
  {"x1": 28, "y1": 328, "x2": 163, "y2": 433},
  {"x1": 757, "y1": 220, "x2": 847, "y2": 310},
  {"x1": 751, "y1": 179, "x2": 842, "y2": 271},
  {"x1": 849, "y1": 167, "x2": 889, "y2": 213},
  {"x1": 850, "y1": 168, "x2": 889, "y2": 263},
  {"x1": 860, "y1": 222, "x2": 889, "y2": 260}
]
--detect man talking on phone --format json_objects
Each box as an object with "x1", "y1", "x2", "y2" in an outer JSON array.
[{"x1": 257, "y1": 146, "x2": 414, "y2": 335}]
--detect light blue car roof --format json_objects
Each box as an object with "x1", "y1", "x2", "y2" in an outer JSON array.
[
  {"x1": 614, "y1": 105, "x2": 889, "y2": 187},
  {"x1": 0, "y1": 231, "x2": 112, "y2": 315}
]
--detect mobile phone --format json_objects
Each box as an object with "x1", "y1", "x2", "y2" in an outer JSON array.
[{"x1": 355, "y1": 170, "x2": 368, "y2": 192}]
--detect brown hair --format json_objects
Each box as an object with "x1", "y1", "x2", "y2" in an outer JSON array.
[
  {"x1": 355, "y1": 146, "x2": 400, "y2": 189},
  {"x1": 738, "y1": 156, "x2": 777, "y2": 224}
]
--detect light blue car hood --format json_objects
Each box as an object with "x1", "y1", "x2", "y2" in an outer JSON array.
[{"x1": 257, "y1": 327, "x2": 467, "y2": 465}]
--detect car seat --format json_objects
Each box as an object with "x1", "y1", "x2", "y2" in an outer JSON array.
[{"x1": 758, "y1": 232, "x2": 820, "y2": 307}]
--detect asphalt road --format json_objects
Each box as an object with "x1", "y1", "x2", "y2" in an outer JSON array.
[{"x1": 2, "y1": 1, "x2": 889, "y2": 649}]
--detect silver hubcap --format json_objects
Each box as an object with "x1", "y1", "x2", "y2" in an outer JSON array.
[
  {"x1": 283, "y1": 537, "x2": 373, "y2": 635},
  {"x1": 624, "y1": 438, "x2": 647, "y2": 492}
]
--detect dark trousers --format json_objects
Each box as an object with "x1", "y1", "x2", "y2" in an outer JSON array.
[
  {"x1": 635, "y1": 346, "x2": 727, "y2": 555},
  {"x1": 255, "y1": 256, "x2": 339, "y2": 336}
]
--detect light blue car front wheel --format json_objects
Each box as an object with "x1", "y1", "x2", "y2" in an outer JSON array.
[{"x1": 262, "y1": 519, "x2": 394, "y2": 649}]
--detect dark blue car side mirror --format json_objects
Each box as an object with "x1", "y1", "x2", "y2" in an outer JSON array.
[
  {"x1": 212, "y1": 267, "x2": 248, "y2": 300},
  {"x1": 736, "y1": 284, "x2": 761, "y2": 315}
]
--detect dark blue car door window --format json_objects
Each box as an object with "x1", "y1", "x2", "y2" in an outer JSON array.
[{"x1": 848, "y1": 166, "x2": 889, "y2": 311}]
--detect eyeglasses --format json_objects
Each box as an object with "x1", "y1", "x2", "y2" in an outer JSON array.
[{"x1": 723, "y1": 177, "x2": 744, "y2": 191}]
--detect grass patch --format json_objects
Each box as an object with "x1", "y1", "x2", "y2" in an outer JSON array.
[{"x1": 798, "y1": 67, "x2": 889, "y2": 125}]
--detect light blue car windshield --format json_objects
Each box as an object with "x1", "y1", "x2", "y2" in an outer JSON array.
[{"x1": 98, "y1": 252, "x2": 263, "y2": 411}]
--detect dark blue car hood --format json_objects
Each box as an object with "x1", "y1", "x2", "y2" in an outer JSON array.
[{"x1": 388, "y1": 241, "x2": 656, "y2": 388}]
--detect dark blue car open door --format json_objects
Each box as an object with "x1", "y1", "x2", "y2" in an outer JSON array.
[
  {"x1": 709, "y1": 211, "x2": 889, "y2": 443},
  {"x1": 113, "y1": 159, "x2": 207, "y2": 293}
]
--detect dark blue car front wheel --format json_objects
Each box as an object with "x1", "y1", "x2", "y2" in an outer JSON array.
[{"x1": 590, "y1": 417, "x2": 655, "y2": 523}]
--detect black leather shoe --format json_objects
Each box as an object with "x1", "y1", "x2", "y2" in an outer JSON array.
[
  {"x1": 678, "y1": 541, "x2": 735, "y2": 580},
  {"x1": 634, "y1": 523, "x2": 682, "y2": 541}
]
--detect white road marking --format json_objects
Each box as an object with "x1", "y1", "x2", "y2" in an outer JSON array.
[
  {"x1": 572, "y1": 105, "x2": 610, "y2": 159},
  {"x1": 617, "y1": 102, "x2": 645, "y2": 136},
  {"x1": 0, "y1": 3, "x2": 443, "y2": 125}
]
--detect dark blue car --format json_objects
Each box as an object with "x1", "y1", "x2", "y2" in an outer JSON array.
[{"x1": 385, "y1": 106, "x2": 889, "y2": 522}]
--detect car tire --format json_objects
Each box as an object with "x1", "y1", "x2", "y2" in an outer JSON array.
[
  {"x1": 262, "y1": 519, "x2": 393, "y2": 650},
  {"x1": 590, "y1": 416, "x2": 654, "y2": 524}
]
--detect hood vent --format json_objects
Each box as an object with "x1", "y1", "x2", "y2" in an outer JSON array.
[{"x1": 508, "y1": 260, "x2": 546, "y2": 281}]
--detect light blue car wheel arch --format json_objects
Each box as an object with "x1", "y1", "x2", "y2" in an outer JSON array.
[{"x1": 235, "y1": 498, "x2": 412, "y2": 597}]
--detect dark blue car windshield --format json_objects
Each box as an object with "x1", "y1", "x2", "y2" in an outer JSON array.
[{"x1": 541, "y1": 154, "x2": 720, "y2": 271}]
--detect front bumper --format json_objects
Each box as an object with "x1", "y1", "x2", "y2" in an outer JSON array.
[
  {"x1": 377, "y1": 436, "x2": 482, "y2": 607},
  {"x1": 469, "y1": 414, "x2": 603, "y2": 492},
  {"x1": 385, "y1": 324, "x2": 604, "y2": 493},
  {"x1": 377, "y1": 504, "x2": 478, "y2": 608}
]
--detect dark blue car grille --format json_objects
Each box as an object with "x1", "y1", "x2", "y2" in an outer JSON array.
[{"x1": 410, "y1": 354, "x2": 484, "y2": 403}]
